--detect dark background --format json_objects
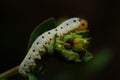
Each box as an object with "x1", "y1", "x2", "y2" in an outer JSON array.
[{"x1": 0, "y1": 0, "x2": 120, "y2": 80}]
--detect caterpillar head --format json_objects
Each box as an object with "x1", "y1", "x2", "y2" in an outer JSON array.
[{"x1": 77, "y1": 19, "x2": 88, "y2": 30}]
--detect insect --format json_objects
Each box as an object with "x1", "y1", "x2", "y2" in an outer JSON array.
[{"x1": 19, "y1": 17, "x2": 88, "y2": 76}]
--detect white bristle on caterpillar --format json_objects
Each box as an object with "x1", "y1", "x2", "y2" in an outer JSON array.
[{"x1": 19, "y1": 17, "x2": 81, "y2": 76}]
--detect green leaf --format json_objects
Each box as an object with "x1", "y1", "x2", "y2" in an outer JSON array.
[
  {"x1": 60, "y1": 49, "x2": 81, "y2": 62},
  {"x1": 75, "y1": 30, "x2": 89, "y2": 38},
  {"x1": 63, "y1": 34, "x2": 72, "y2": 43},
  {"x1": 28, "y1": 73, "x2": 39, "y2": 80},
  {"x1": 82, "y1": 51, "x2": 93, "y2": 62},
  {"x1": 28, "y1": 17, "x2": 56, "y2": 50},
  {"x1": 47, "y1": 34, "x2": 57, "y2": 55}
]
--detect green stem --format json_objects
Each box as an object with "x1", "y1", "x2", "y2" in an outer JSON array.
[{"x1": 0, "y1": 66, "x2": 19, "y2": 79}]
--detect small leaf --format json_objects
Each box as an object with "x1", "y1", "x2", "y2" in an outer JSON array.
[
  {"x1": 63, "y1": 34, "x2": 72, "y2": 43},
  {"x1": 82, "y1": 51, "x2": 93, "y2": 62},
  {"x1": 75, "y1": 30, "x2": 89, "y2": 38},
  {"x1": 28, "y1": 17, "x2": 56, "y2": 50},
  {"x1": 61, "y1": 50, "x2": 81, "y2": 62},
  {"x1": 47, "y1": 34, "x2": 57, "y2": 55}
]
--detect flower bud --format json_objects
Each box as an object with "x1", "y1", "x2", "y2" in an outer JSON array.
[{"x1": 72, "y1": 38, "x2": 89, "y2": 52}]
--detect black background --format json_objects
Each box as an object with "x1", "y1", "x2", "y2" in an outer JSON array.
[{"x1": 0, "y1": 0, "x2": 120, "y2": 80}]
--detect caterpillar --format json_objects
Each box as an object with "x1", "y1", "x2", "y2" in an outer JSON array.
[{"x1": 19, "y1": 17, "x2": 88, "y2": 76}]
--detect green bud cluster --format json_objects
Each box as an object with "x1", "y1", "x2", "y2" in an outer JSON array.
[{"x1": 54, "y1": 30, "x2": 92, "y2": 62}]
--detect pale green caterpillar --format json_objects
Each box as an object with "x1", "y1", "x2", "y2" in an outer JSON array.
[{"x1": 19, "y1": 17, "x2": 88, "y2": 76}]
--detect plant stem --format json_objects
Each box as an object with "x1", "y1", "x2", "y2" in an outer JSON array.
[{"x1": 0, "y1": 65, "x2": 19, "y2": 79}]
